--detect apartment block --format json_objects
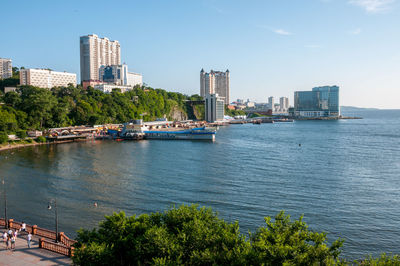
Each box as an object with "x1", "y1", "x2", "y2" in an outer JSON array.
[
  {"x1": 20, "y1": 69, "x2": 77, "y2": 88},
  {"x1": 80, "y1": 34, "x2": 121, "y2": 82},
  {"x1": 200, "y1": 69, "x2": 230, "y2": 104},
  {"x1": 0, "y1": 58, "x2": 12, "y2": 79}
]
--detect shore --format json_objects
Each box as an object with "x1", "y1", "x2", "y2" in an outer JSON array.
[{"x1": 0, "y1": 139, "x2": 84, "y2": 152}]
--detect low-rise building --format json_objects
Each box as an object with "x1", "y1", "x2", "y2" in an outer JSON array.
[
  {"x1": 99, "y1": 64, "x2": 142, "y2": 87},
  {"x1": 94, "y1": 84, "x2": 133, "y2": 93},
  {"x1": 20, "y1": 69, "x2": 77, "y2": 88}
]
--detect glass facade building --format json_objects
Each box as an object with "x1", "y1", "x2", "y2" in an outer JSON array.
[{"x1": 294, "y1": 86, "x2": 339, "y2": 117}]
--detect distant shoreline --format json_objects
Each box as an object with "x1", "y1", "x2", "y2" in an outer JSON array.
[{"x1": 0, "y1": 139, "x2": 82, "y2": 152}]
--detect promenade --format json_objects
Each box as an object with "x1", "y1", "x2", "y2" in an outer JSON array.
[{"x1": 0, "y1": 226, "x2": 72, "y2": 266}]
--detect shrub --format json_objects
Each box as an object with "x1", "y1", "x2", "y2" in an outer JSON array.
[
  {"x1": 35, "y1": 136, "x2": 46, "y2": 143},
  {"x1": 73, "y1": 205, "x2": 343, "y2": 265},
  {"x1": 0, "y1": 132, "x2": 8, "y2": 144},
  {"x1": 16, "y1": 130, "x2": 27, "y2": 139}
]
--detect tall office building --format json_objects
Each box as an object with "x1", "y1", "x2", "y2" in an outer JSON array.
[
  {"x1": 294, "y1": 86, "x2": 339, "y2": 117},
  {"x1": 99, "y1": 64, "x2": 142, "y2": 87},
  {"x1": 205, "y1": 93, "x2": 225, "y2": 122},
  {"x1": 200, "y1": 69, "x2": 230, "y2": 104},
  {"x1": 0, "y1": 58, "x2": 12, "y2": 79},
  {"x1": 20, "y1": 69, "x2": 77, "y2": 88},
  {"x1": 80, "y1": 34, "x2": 121, "y2": 82},
  {"x1": 279, "y1": 97, "x2": 289, "y2": 112}
]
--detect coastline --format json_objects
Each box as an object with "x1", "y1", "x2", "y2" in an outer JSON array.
[{"x1": 0, "y1": 139, "x2": 83, "y2": 152}]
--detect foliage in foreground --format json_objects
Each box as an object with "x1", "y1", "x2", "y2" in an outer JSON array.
[{"x1": 73, "y1": 205, "x2": 344, "y2": 265}]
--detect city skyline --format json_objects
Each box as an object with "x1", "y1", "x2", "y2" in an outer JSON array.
[{"x1": 1, "y1": 0, "x2": 399, "y2": 108}]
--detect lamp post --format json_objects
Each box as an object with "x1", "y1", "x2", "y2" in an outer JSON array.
[
  {"x1": 47, "y1": 199, "x2": 58, "y2": 243},
  {"x1": 2, "y1": 178, "x2": 7, "y2": 229}
]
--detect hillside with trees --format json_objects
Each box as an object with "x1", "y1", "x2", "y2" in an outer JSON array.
[{"x1": 0, "y1": 83, "x2": 205, "y2": 144}]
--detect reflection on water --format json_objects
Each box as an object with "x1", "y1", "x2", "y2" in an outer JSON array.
[{"x1": 1, "y1": 109, "x2": 400, "y2": 259}]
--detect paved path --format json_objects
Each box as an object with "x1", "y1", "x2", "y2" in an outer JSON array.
[{"x1": 0, "y1": 230, "x2": 71, "y2": 266}]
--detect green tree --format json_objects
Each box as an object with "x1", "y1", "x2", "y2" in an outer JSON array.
[
  {"x1": 248, "y1": 211, "x2": 343, "y2": 265},
  {"x1": 72, "y1": 206, "x2": 345, "y2": 266},
  {"x1": 73, "y1": 205, "x2": 250, "y2": 265},
  {"x1": 0, "y1": 132, "x2": 8, "y2": 144},
  {"x1": 16, "y1": 130, "x2": 27, "y2": 139}
]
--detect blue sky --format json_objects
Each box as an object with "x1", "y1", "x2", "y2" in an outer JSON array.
[{"x1": 1, "y1": 0, "x2": 399, "y2": 108}]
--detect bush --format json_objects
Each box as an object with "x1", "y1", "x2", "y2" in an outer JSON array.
[
  {"x1": 73, "y1": 205, "x2": 343, "y2": 265},
  {"x1": 0, "y1": 132, "x2": 8, "y2": 144},
  {"x1": 25, "y1": 138, "x2": 33, "y2": 143},
  {"x1": 35, "y1": 136, "x2": 46, "y2": 143},
  {"x1": 16, "y1": 130, "x2": 27, "y2": 139}
]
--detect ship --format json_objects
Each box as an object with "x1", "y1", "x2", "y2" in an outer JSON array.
[
  {"x1": 119, "y1": 120, "x2": 217, "y2": 141},
  {"x1": 144, "y1": 127, "x2": 216, "y2": 141}
]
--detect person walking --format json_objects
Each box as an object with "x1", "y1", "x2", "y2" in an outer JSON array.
[
  {"x1": 27, "y1": 232, "x2": 32, "y2": 248},
  {"x1": 10, "y1": 235, "x2": 16, "y2": 250},
  {"x1": 13, "y1": 229, "x2": 18, "y2": 239},
  {"x1": 20, "y1": 222, "x2": 26, "y2": 233},
  {"x1": 6, "y1": 236, "x2": 10, "y2": 250},
  {"x1": 3, "y1": 231, "x2": 8, "y2": 249}
]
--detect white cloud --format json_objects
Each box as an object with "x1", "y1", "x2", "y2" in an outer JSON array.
[
  {"x1": 348, "y1": 28, "x2": 362, "y2": 34},
  {"x1": 273, "y1": 29, "x2": 292, "y2": 35},
  {"x1": 349, "y1": 0, "x2": 396, "y2": 13}
]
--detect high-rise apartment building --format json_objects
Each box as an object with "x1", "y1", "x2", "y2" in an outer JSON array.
[
  {"x1": 294, "y1": 86, "x2": 339, "y2": 117},
  {"x1": 268, "y1": 96, "x2": 274, "y2": 110},
  {"x1": 80, "y1": 34, "x2": 121, "y2": 82},
  {"x1": 205, "y1": 93, "x2": 225, "y2": 122},
  {"x1": 20, "y1": 69, "x2": 77, "y2": 88},
  {"x1": 279, "y1": 97, "x2": 289, "y2": 112},
  {"x1": 200, "y1": 69, "x2": 230, "y2": 104},
  {"x1": 0, "y1": 58, "x2": 12, "y2": 79},
  {"x1": 99, "y1": 64, "x2": 142, "y2": 87}
]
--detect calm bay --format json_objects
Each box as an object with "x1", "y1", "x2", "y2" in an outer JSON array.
[{"x1": 1, "y1": 109, "x2": 399, "y2": 259}]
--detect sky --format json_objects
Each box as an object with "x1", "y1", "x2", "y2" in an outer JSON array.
[{"x1": 1, "y1": 0, "x2": 399, "y2": 108}]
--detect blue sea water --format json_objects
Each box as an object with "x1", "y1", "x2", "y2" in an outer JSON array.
[{"x1": 0, "y1": 109, "x2": 399, "y2": 259}]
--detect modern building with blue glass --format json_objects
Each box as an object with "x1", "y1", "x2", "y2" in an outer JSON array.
[{"x1": 294, "y1": 86, "x2": 340, "y2": 117}]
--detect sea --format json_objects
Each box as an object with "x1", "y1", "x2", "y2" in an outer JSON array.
[{"x1": 0, "y1": 108, "x2": 399, "y2": 259}]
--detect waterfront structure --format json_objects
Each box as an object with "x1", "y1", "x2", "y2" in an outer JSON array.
[
  {"x1": 279, "y1": 97, "x2": 289, "y2": 112},
  {"x1": 294, "y1": 86, "x2": 340, "y2": 117},
  {"x1": 94, "y1": 84, "x2": 133, "y2": 93},
  {"x1": 80, "y1": 34, "x2": 121, "y2": 82},
  {"x1": 20, "y1": 69, "x2": 77, "y2": 88},
  {"x1": 0, "y1": 58, "x2": 12, "y2": 79},
  {"x1": 200, "y1": 69, "x2": 230, "y2": 104},
  {"x1": 205, "y1": 93, "x2": 225, "y2": 122},
  {"x1": 99, "y1": 64, "x2": 142, "y2": 87}
]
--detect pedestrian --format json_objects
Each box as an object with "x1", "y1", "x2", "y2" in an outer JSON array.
[
  {"x1": 7, "y1": 228, "x2": 12, "y2": 238},
  {"x1": 20, "y1": 222, "x2": 26, "y2": 233},
  {"x1": 10, "y1": 235, "x2": 16, "y2": 250},
  {"x1": 13, "y1": 229, "x2": 18, "y2": 240},
  {"x1": 27, "y1": 232, "x2": 32, "y2": 248},
  {"x1": 3, "y1": 231, "x2": 7, "y2": 248},
  {"x1": 6, "y1": 236, "x2": 10, "y2": 250}
]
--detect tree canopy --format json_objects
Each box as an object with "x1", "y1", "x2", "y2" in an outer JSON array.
[
  {"x1": 72, "y1": 205, "x2": 343, "y2": 266},
  {"x1": 0, "y1": 85, "x2": 204, "y2": 136}
]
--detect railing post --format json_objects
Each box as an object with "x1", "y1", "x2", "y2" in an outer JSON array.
[
  {"x1": 69, "y1": 246, "x2": 75, "y2": 257},
  {"x1": 32, "y1": 225, "x2": 37, "y2": 235},
  {"x1": 39, "y1": 238, "x2": 44, "y2": 248},
  {"x1": 59, "y1": 232, "x2": 64, "y2": 243},
  {"x1": 8, "y1": 218, "x2": 13, "y2": 228}
]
